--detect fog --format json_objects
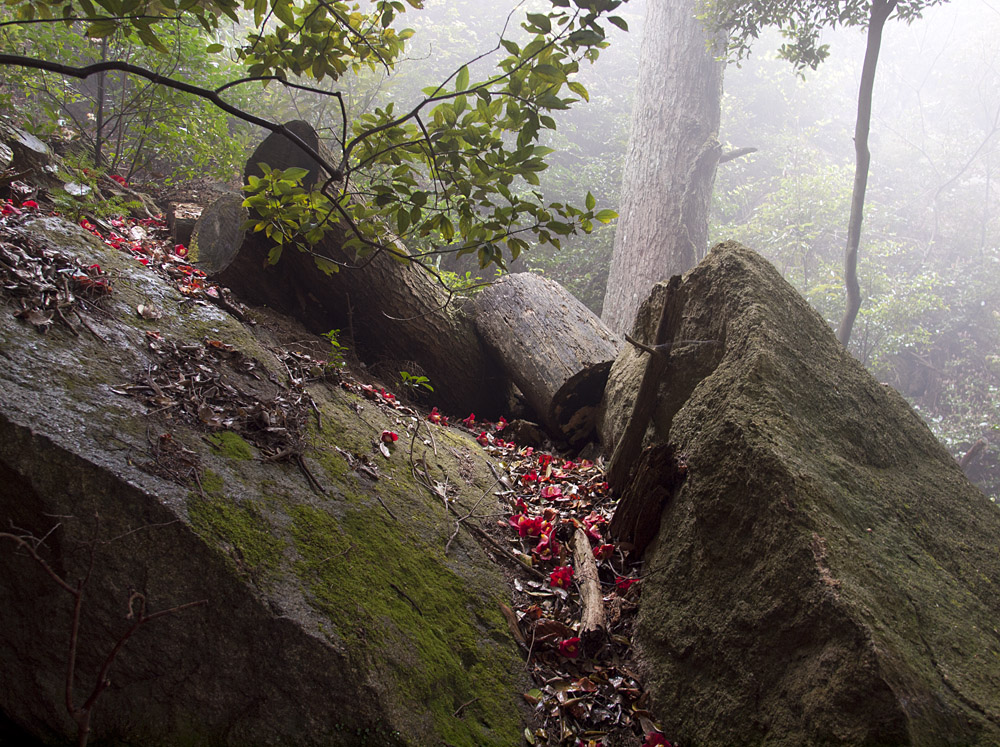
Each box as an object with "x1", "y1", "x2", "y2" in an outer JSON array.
[{"x1": 385, "y1": 0, "x2": 1000, "y2": 496}]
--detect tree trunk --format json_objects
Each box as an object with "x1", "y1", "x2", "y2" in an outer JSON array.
[
  {"x1": 600, "y1": 0, "x2": 725, "y2": 336},
  {"x1": 837, "y1": 0, "x2": 896, "y2": 347},
  {"x1": 474, "y1": 273, "x2": 621, "y2": 444}
]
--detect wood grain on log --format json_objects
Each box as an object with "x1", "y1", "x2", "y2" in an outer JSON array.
[
  {"x1": 474, "y1": 273, "x2": 621, "y2": 445},
  {"x1": 608, "y1": 443, "x2": 686, "y2": 559},
  {"x1": 570, "y1": 527, "x2": 606, "y2": 655}
]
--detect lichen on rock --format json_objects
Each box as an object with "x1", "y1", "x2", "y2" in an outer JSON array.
[{"x1": 603, "y1": 242, "x2": 1000, "y2": 745}]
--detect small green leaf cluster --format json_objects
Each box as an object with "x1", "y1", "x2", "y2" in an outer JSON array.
[
  {"x1": 321, "y1": 329, "x2": 348, "y2": 369},
  {"x1": 339, "y1": 0, "x2": 623, "y2": 270},
  {"x1": 698, "y1": 0, "x2": 949, "y2": 72},
  {"x1": 399, "y1": 370, "x2": 433, "y2": 393},
  {"x1": 242, "y1": 164, "x2": 339, "y2": 271}
]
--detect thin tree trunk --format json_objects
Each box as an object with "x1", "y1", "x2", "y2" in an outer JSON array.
[
  {"x1": 838, "y1": 0, "x2": 896, "y2": 346},
  {"x1": 93, "y1": 38, "x2": 108, "y2": 168},
  {"x1": 601, "y1": 0, "x2": 724, "y2": 336}
]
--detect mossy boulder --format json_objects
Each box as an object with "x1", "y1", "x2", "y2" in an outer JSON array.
[
  {"x1": 603, "y1": 242, "x2": 1000, "y2": 745},
  {"x1": 0, "y1": 215, "x2": 525, "y2": 745}
]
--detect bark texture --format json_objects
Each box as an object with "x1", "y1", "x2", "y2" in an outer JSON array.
[
  {"x1": 570, "y1": 527, "x2": 605, "y2": 655},
  {"x1": 474, "y1": 273, "x2": 621, "y2": 444},
  {"x1": 601, "y1": 0, "x2": 725, "y2": 335},
  {"x1": 605, "y1": 275, "x2": 685, "y2": 490}
]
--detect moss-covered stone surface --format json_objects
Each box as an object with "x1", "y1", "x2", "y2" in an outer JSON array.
[
  {"x1": 0, "y1": 216, "x2": 524, "y2": 746},
  {"x1": 604, "y1": 242, "x2": 1000, "y2": 745}
]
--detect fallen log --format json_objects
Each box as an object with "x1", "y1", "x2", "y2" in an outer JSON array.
[
  {"x1": 570, "y1": 527, "x2": 606, "y2": 655},
  {"x1": 191, "y1": 123, "x2": 507, "y2": 417},
  {"x1": 474, "y1": 273, "x2": 622, "y2": 445}
]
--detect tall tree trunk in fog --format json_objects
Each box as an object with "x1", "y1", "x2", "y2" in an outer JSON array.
[
  {"x1": 838, "y1": 0, "x2": 897, "y2": 346},
  {"x1": 600, "y1": 0, "x2": 725, "y2": 335}
]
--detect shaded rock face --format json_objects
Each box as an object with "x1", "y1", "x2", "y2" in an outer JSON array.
[
  {"x1": 604, "y1": 242, "x2": 1000, "y2": 745},
  {"x1": 0, "y1": 216, "x2": 524, "y2": 745}
]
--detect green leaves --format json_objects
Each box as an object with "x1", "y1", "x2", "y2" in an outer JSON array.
[
  {"x1": 701, "y1": 0, "x2": 948, "y2": 72},
  {"x1": 3, "y1": 0, "x2": 626, "y2": 276}
]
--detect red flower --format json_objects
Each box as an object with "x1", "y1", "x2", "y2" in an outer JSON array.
[
  {"x1": 496, "y1": 415, "x2": 508, "y2": 431},
  {"x1": 540, "y1": 485, "x2": 563, "y2": 501},
  {"x1": 583, "y1": 511, "x2": 607, "y2": 542},
  {"x1": 110, "y1": 174, "x2": 127, "y2": 185},
  {"x1": 511, "y1": 514, "x2": 550, "y2": 538},
  {"x1": 549, "y1": 565, "x2": 574, "y2": 589},
  {"x1": 476, "y1": 430, "x2": 491, "y2": 446},
  {"x1": 533, "y1": 533, "x2": 561, "y2": 561},
  {"x1": 461, "y1": 412, "x2": 475, "y2": 427},
  {"x1": 558, "y1": 637, "x2": 581, "y2": 658},
  {"x1": 562, "y1": 460, "x2": 577, "y2": 470},
  {"x1": 174, "y1": 244, "x2": 188, "y2": 258},
  {"x1": 642, "y1": 733, "x2": 672, "y2": 747},
  {"x1": 428, "y1": 407, "x2": 443, "y2": 424},
  {"x1": 380, "y1": 430, "x2": 398, "y2": 443},
  {"x1": 592, "y1": 544, "x2": 615, "y2": 561},
  {"x1": 21, "y1": 200, "x2": 38, "y2": 209},
  {"x1": 616, "y1": 577, "x2": 639, "y2": 592},
  {"x1": 379, "y1": 388, "x2": 396, "y2": 402},
  {"x1": 537, "y1": 453, "x2": 552, "y2": 468},
  {"x1": 521, "y1": 470, "x2": 539, "y2": 484}
]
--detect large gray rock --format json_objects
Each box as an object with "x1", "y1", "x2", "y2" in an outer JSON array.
[
  {"x1": 0, "y1": 216, "x2": 525, "y2": 746},
  {"x1": 604, "y1": 242, "x2": 1000, "y2": 745}
]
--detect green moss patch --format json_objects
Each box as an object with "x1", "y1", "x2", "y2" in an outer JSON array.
[
  {"x1": 188, "y1": 473, "x2": 284, "y2": 584},
  {"x1": 290, "y1": 503, "x2": 520, "y2": 746},
  {"x1": 207, "y1": 430, "x2": 255, "y2": 460}
]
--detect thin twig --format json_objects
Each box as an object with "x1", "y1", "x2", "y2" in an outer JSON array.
[
  {"x1": 453, "y1": 697, "x2": 478, "y2": 717},
  {"x1": 444, "y1": 475, "x2": 501, "y2": 555},
  {"x1": 296, "y1": 454, "x2": 326, "y2": 495},
  {"x1": 374, "y1": 492, "x2": 397, "y2": 521}
]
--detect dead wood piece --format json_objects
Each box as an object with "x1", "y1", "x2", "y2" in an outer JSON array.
[
  {"x1": 608, "y1": 444, "x2": 687, "y2": 559},
  {"x1": 606, "y1": 274, "x2": 686, "y2": 490},
  {"x1": 191, "y1": 122, "x2": 506, "y2": 416},
  {"x1": 570, "y1": 527, "x2": 606, "y2": 655}
]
